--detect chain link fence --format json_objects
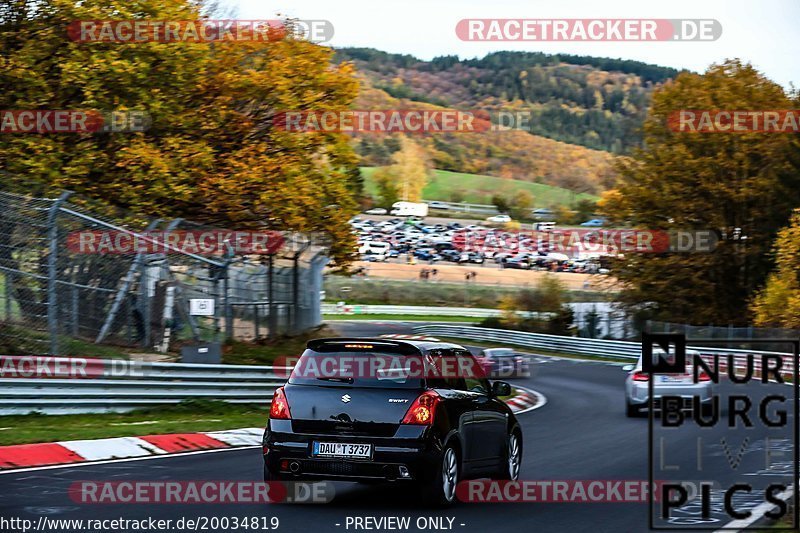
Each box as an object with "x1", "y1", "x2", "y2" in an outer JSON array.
[
  {"x1": 0, "y1": 190, "x2": 328, "y2": 355},
  {"x1": 646, "y1": 320, "x2": 800, "y2": 343}
]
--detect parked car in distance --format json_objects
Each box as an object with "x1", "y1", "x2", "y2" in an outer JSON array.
[
  {"x1": 439, "y1": 249, "x2": 461, "y2": 262},
  {"x1": 580, "y1": 219, "x2": 605, "y2": 227},
  {"x1": 428, "y1": 201, "x2": 449, "y2": 209},
  {"x1": 467, "y1": 252, "x2": 485, "y2": 264},
  {"x1": 364, "y1": 208, "x2": 388, "y2": 215},
  {"x1": 503, "y1": 257, "x2": 530, "y2": 270},
  {"x1": 531, "y1": 208, "x2": 554, "y2": 220},
  {"x1": 358, "y1": 241, "x2": 391, "y2": 261},
  {"x1": 486, "y1": 214, "x2": 512, "y2": 224},
  {"x1": 414, "y1": 248, "x2": 441, "y2": 261}
]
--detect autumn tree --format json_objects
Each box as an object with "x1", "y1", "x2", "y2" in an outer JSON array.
[
  {"x1": 372, "y1": 166, "x2": 400, "y2": 208},
  {"x1": 751, "y1": 210, "x2": 800, "y2": 328},
  {"x1": 604, "y1": 60, "x2": 800, "y2": 325},
  {"x1": 370, "y1": 136, "x2": 429, "y2": 204},
  {"x1": 0, "y1": 0, "x2": 361, "y2": 265}
]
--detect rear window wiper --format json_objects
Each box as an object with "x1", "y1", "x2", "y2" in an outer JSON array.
[{"x1": 317, "y1": 377, "x2": 354, "y2": 383}]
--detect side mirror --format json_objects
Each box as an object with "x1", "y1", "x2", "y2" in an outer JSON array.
[
  {"x1": 492, "y1": 381, "x2": 512, "y2": 397},
  {"x1": 622, "y1": 364, "x2": 635, "y2": 372}
]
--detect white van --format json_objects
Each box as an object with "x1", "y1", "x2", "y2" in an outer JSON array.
[{"x1": 390, "y1": 201, "x2": 429, "y2": 217}]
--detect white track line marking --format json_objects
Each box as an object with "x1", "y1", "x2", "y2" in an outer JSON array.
[{"x1": 714, "y1": 485, "x2": 794, "y2": 532}]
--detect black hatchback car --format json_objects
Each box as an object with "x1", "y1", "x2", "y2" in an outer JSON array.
[{"x1": 263, "y1": 338, "x2": 523, "y2": 505}]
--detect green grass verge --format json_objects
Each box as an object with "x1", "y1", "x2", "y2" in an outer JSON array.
[
  {"x1": 0, "y1": 323, "x2": 134, "y2": 358},
  {"x1": 221, "y1": 325, "x2": 339, "y2": 366},
  {"x1": 325, "y1": 276, "x2": 614, "y2": 309},
  {"x1": 361, "y1": 167, "x2": 598, "y2": 207},
  {"x1": 0, "y1": 399, "x2": 268, "y2": 446},
  {"x1": 323, "y1": 314, "x2": 479, "y2": 322}
]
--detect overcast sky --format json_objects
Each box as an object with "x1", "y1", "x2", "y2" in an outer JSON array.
[{"x1": 230, "y1": 0, "x2": 799, "y2": 90}]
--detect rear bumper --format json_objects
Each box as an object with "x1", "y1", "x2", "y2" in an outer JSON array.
[
  {"x1": 628, "y1": 381, "x2": 714, "y2": 407},
  {"x1": 263, "y1": 420, "x2": 441, "y2": 482}
]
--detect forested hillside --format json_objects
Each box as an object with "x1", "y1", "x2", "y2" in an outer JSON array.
[
  {"x1": 335, "y1": 48, "x2": 679, "y2": 153},
  {"x1": 333, "y1": 48, "x2": 679, "y2": 195}
]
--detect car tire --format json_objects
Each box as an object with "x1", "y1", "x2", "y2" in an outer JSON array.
[
  {"x1": 494, "y1": 431, "x2": 522, "y2": 480},
  {"x1": 626, "y1": 401, "x2": 640, "y2": 417},
  {"x1": 421, "y1": 445, "x2": 460, "y2": 507}
]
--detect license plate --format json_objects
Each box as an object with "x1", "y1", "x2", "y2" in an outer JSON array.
[
  {"x1": 659, "y1": 375, "x2": 686, "y2": 383},
  {"x1": 312, "y1": 442, "x2": 372, "y2": 459}
]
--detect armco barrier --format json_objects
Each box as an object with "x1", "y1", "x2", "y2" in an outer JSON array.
[
  {"x1": 411, "y1": 325, "x2": 797, "y2": 373},
  {"x1": 0, "y1": 357, "x2": 289, "y2": 415},
  {"x1": 322, "y1": 303, "x2": 550, "y2": 319}
]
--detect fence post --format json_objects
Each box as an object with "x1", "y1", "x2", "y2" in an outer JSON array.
[
  {"x1": 4, "y1": 271, "x2": 11, "y2": 320},
  {"x1": 224, "y1": 266, "x2": 233, "y2": 341},
  {"x1": 292, "y1": 253, "x2": 300, "y2": 334},
  {"x1": 71, "y1": 268, "x2": 79, "y2": 336},
  {"x1": 46, "y1": 191, "x2": 73, "y2": 355},
  {"x1": 95, "y1": 218, "x2": 162, "y2": 344},
  {"x1": 141, "y1": 261, "x2": 151, "y2": 348},
  {"x1": 268, "y1": 254, "x2": 276, "y2": 340}
]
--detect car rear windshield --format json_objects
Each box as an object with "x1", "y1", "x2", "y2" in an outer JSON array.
[{"x1": 288, "y1": 349, "x2": 426, "y2": 389}]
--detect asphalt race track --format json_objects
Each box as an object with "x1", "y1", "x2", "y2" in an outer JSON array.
[{"x1": 0, "y1": 321, "x2": 795, "y2": 533}]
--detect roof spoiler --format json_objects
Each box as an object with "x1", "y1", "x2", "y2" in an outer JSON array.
[{"x1": 306, "y1": 338, "x2": 421, "y2": 355}]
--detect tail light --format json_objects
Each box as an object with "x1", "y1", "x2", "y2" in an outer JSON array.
[
  {"x1": 697, "y1": 372, "x2": 711, "y2": 382},
  {"x1": 270, "y1": 387, "x2": 291, "y2": 419},
  {"x1": 401, "y1": 391, "x2": 440, "y2": 425},
  {"x1": 632, "y1": 371, "x2": 650, "y2": 382}
]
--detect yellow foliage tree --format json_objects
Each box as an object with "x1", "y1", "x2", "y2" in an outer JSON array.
[
  {"x1": 0, "y1": 0, "x2": 361, "y2": 265},
  {"x1": 371, "y1": 136, "x2": 430, "y2": 203},
  {"x1": 752, "y1": 209, "x2": 800, "y2": 328}
]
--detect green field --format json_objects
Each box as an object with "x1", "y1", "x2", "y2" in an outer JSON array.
[{"x1": 361, "y1": 167, "x2": 598, "y2": 207}]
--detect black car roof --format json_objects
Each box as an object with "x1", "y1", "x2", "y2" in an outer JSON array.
[{"x1": 307, "y1": 337, "x2": 466, "y2": 353}]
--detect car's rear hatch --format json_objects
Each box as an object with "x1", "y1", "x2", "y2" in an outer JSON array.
[
  {"x1": 284, "y1": 339, "x2": 428, "y2": 437},
  {"x1": 285, "y1": 385, "x2": 422, "y2": 437}
]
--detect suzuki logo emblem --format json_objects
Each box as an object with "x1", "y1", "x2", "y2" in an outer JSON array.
[{"x1": 341, "y1": 394, "x2": 351, "y2": 403}]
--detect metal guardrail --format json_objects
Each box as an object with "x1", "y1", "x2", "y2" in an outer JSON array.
[
  {"x1": 322, "y1": 303, "x2": 541, "y2": 318},
  {"x1": 411, "y1": 325, "x2": 797, "y2": 371},
  {"x1": 427, "y1": 201, "x2": 499, "y2": 215},
  {"x1": 0, "y1": 356, "x2": 289, "y2": 415}
]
